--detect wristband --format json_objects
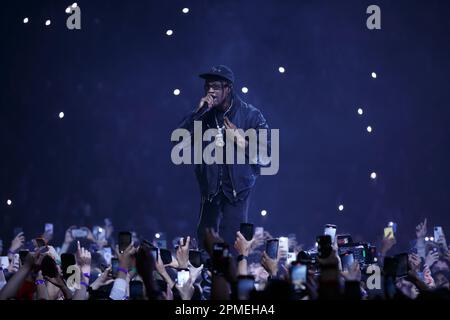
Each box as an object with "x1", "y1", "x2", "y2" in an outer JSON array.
[
  {"x1": 117, "y1": 267, "x2": 128, "y2": 274},
  {"x1": 80, "y1": 281, "x2": 89, "y2": 288},
  {"x1": 212, "y1": 269, "x2": 225, "y2": 277},
  {"x1": 237, "y1": 255, "x2": 248, "y2": 262},
  {"x1": 35, "y1": 279, "x2": 45, "y2": 285},
  {"x1": 268, "y1": 274, "x2": 278, "y2": 281},
  {"x1": 83, "y1": 273, "x2": 90, "y2": 279},
  {"x1": 129, "y1": 267, "x2": 137, "y2": 273}
]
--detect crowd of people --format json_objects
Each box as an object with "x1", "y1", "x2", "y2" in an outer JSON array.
[{"x1": 0, "y1": 218, "x2": 449, "y2": 300}]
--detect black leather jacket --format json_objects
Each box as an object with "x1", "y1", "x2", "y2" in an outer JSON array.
[{"x1": 176, "y1": 93, "x2": 270, "y2": 201}]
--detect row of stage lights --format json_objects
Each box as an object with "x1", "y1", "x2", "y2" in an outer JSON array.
[
  {"x1": 336, "y1": 72, "x2": 378, "y2": 213},
  {"x1": 22, "y1": 3, "x2": 78, "y2": 26}
]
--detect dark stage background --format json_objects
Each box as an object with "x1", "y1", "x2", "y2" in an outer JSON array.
[{"x1": 1, "y1": 0, "x2": 450, "y2": 251}]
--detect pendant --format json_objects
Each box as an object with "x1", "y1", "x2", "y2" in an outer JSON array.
[{"x1": 215, "y1": 128, "x2": 225, "y2": 147}]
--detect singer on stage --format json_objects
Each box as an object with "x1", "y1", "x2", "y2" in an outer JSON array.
[{"x1": 177, "y1": 65, "x2": 271, "y2": 248}]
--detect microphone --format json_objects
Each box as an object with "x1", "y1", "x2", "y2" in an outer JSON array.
[
  {"x1": 200, "y1": 101, "x2": 209, "y2": 111},
  {"x1": 195, "y1": 101, "x2": 211, "y2": 118}
]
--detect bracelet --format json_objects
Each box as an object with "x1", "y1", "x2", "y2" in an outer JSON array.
[
  {"x1": 83, "y1": 273, "x2": 90, "y2": 278},
  {"x1": 80, "y1": 281, "x2": 89, "y2": 288},
  {"x1": 35, "y1": 279, "x2": 45, "y2": 285},
  {"x1": 117, "y1": 267, "x2": 128, "y2": 274}
]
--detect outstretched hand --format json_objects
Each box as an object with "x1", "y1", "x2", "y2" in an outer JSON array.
[
  {"x1": 10, "y1": 232, "x2": 25, "y2": 253},
  {"x1": 76, "y1": 241, "x2": 92, "y2": 274},
  {"x1": 176, "y1": 236, "x2": 190, "y2": 269},
  {"x1": 416, "y1": 218, "x2": 427, "y2": 239},
  {"x1": 341, "y1": 261, "x2": 361, "y2": 282},
  {"x1": 90, "y1": 267, "x2": 114, "y2": 290},
  {"x1": 234, "y1": 231, "x2": 254, "y2": 256},
  {"x1": 115, "y1": 242, "x2": 136, "y2": 271},
  {"x1": 204, "y1": 228, "x2": 224, "y2": 257},
  {"x1": 261, "y1": 251, "x2": 278, "y2": 277}
]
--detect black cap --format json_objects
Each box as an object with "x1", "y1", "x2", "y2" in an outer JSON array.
[{"x1": 199, "y1": 65, "x2": 234, "y2": 83}]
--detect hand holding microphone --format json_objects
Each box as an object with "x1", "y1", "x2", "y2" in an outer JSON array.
[{"x1": 196, "y1": 94, "x2": 215, "y2": 114}]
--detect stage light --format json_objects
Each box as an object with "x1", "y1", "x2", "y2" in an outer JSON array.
[
  {"x1": 367, "y1": 126, "x2": 372, "y2": 133},
  {"x1": 371, "y1": 172, "x2": 377, "y2": 179},
  {"x1": 374, "y1": 257, "x2": 378, "y2": 262},
  {"x1": 59, "y1": 112, "x2": 65, "y2": 119},
  {"x1": 358, "y1": 108, "x2": 363, "y2": 115},
  {"x1": 65, "y1": 7, "x2": 71, "y2": 13},
  {"x1": 23, "y1": 17, "x2": 29, "y2": 24},
  {"x1": 261, "y1": 209, "x2": 267, "y2": 216},
  {"x1": 278, "y1": 66, "x2": 285, "y2": 73},
  {"x1": 72, "y1": 3, "x2": 78, "y2": 8},
  {"x1": 241, "y1": 87, "x2": 248, "y2": 94},
  {"x1": 338, "y1": 204, "x2": 344, "y2": 211},
  {"x1": 371, "y1": 72, "x2": 377, "y2": 78},
  {"x1": 425, "y1": 237, "x2": 429, "y2": 241},
  {"x1": 166, "y1": 29, "x2": 173, "y2": 36},
  {"x1": 7, "y1": 199, "x2": 12, "y2": 206},
  {"x1": 173, "y1": 89, "x2": 180, "y2": 96},
  {"x1": 182, "y1": 8, "x2": 189, "y2": 14},
  {"x1": 388, "y1": 221, "x2": 394, "y2": 227},
  {"x1": 45, "y1": 20, "x2": 51, "y2": 26},
  {"x1": 430, "y1": 237, "x2": 434, "y2": 241},
  {"x1": 155, "y1": 233, "x2": 161, "y2": 239}
]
